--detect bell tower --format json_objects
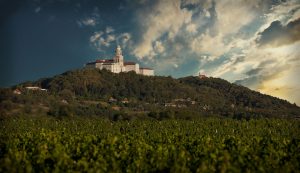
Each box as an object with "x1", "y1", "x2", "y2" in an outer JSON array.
[{"x1": 114, "y1": 45, "x2": 124, "y2": 65}]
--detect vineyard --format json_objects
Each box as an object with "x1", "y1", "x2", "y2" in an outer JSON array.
[{"x1": 0, "y1": 118, "x2": 299, "y2": 172}]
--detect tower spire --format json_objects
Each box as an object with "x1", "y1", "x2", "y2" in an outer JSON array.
[
  {"x1": 114, "y1": 45, "x2": 124, "y2": 65},
  {"x1": 115, "y1": 45, "x2": 122, "y2": 57}
]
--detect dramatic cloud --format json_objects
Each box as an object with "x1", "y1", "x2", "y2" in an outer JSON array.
[
  {"x1": 133, "y1": 0, "x2": 193, "y2": 59},
  {"x1": 214, "y1": 0, "x2": 260, "y2": 35},
  {"x1": 129, "y1": 0, "x2": 300, "y2": 104},
  {"x1": 234, "y1": 42, "x2": 300, "y2": 104},
  {"x1": 210, "y1": 54, "x2": 246, "y2": 78},
  {"x1": 257, "y1": 19, "x2": 300, "y2": 47},
  {"x1": 191, "y1": 33, "x2": 230, "y2": 58},
  {"x1": 183, "y1": 0, "x2": 300, "y2": 104}
]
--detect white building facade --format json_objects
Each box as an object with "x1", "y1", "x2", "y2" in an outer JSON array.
[
  {"x1": 85, "y1": 46, "x2": 154, "y2": 76},
  {"x1": 139, "y1": 68, "x2": 155, "y2": 76}
]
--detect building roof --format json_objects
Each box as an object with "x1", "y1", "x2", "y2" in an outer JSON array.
[{"x1": 25, "y1": 86, "x2": 41, "y2": 89}]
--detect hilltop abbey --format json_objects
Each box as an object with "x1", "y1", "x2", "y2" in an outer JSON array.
[{"x1": 85, "y1": 46, "x2": 154, "y2": 76}]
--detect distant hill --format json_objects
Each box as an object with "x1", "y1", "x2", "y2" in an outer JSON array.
[{"x1": 1, "y1": 68, "x2": 299, "y2": 119}]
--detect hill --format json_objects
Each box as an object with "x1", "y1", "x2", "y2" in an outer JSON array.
[{"x1": 0, "y1": 68, "x2": 299, "y2": 119}]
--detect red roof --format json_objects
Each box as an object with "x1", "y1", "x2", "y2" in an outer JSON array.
[{"x1": 124, "y1": 62, "x2": 136, "y2": 65}]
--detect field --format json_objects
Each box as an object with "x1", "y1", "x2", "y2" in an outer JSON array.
[{"x1": 0, "y1": 117, "x2": 299, "y2": 172}]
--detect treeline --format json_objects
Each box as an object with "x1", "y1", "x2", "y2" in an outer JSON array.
[{"x1": 0, "y1": 68, "x2": 299, "y2": 119}]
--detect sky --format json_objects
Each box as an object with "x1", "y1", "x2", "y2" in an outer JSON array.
[{"x1": 0, "y1": 0, "x2": 300, "y2": 105}]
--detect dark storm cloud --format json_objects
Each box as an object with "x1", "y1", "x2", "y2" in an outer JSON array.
[
  {"x1": 232, "y1": 55, "x2": 246, "y2": 65},
  {"x1": 235, "y1": 75, "x2": 262, "y2": 88},
  {"x1": 245, "y1": 68, "x2": 264, "y2": 76},
  {"x1": 235, "y1": 71, "x2": 271, "y2": 90},
  {"x1": 245, "y1": 59, "x2": 276, "y2": 76},
  {"x1": 235, "y1": 59, "x2": 276, "y2": 87},
  {"x1": 256, "y1": 18, "x2": 300, "y2": 47},
  {"x1": 235, "y1": 58, "x2": 290, "y2": 89}
]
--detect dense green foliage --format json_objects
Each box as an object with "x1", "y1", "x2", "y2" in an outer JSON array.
[
  {"x1": 1, "y1": 68, "x2": 298, "y2": 119},
  {"x1": 1, "y1": 118, "x2": 299, "y2": 172}
]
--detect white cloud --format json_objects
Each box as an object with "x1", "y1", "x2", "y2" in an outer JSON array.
[
  {"x1": 214, "y1": 0, "x2": 260, "y2": 35},
  {"x1": 77, "y1": 18, "x2": 97, "y2": 27},
  {"x1": 106, "y1": 26, "x2": 115, "y2": 34},
  {"x1": 77, "y1": 7, "x2": 101, "y2": 27},
  {"x1": 188, "y1": 0, "x2": 263, "y2": 60},
  {"x1": 133, "y1": 0, "x2": 193, "y2": 59},
  {"x1": 90, "y1": 31, "x2": 103, "y2": 43},
  {"x1": 118, "y1": 33, "x2": 132, "y2": 48},
  {"x1": 90, "y1": 31, "x2": 115, "y2": 51},
  {"x1": 90, "y1": 27, "x2": 132, "y2": 51},
  {"x1": 199, "y1": 69, "x2": 206, "y2": 75},
  {"x1": 191, "y1": 33, "x2": 231, "y2": 58},
  {"x1": 106, "y1": 35, "x2": 116, "y2": 42},
  {"x1": 203, "y1": 9, "x2": 210, "y2": 18},
  {"x1": 186, "y1": 23, "x2": 197, "y2": 33},
  {"x1": 153, "y1": 41, "x2": 165, "y2": 54}
]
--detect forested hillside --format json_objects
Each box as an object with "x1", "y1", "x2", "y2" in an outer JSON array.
[{"x1": 0, "y1": 68, "x2": 299, "y2": 119}]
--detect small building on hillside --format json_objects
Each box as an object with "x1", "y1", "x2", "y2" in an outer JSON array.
[
  {"x1": 108, "y1": 97, "x2": 117, "y2": 103},
  {"x1": 25, "y1": 86, "x2": 41, "y2": 90},
  {"x1": 199, "y1": 73, "x2": 207, "y2": 79},
  {"x1": 25, "y1": 86, "x2": 47, "y2": 91},
  {"x1": 121, "y1": 98, "x2": 129, "y2": 104},
  {"x1": 85, "y1": 45, "x2": 154, "y2": 76},
  {"x1": 13, "y1": 89, "x2": 22, "y2": 95}
]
